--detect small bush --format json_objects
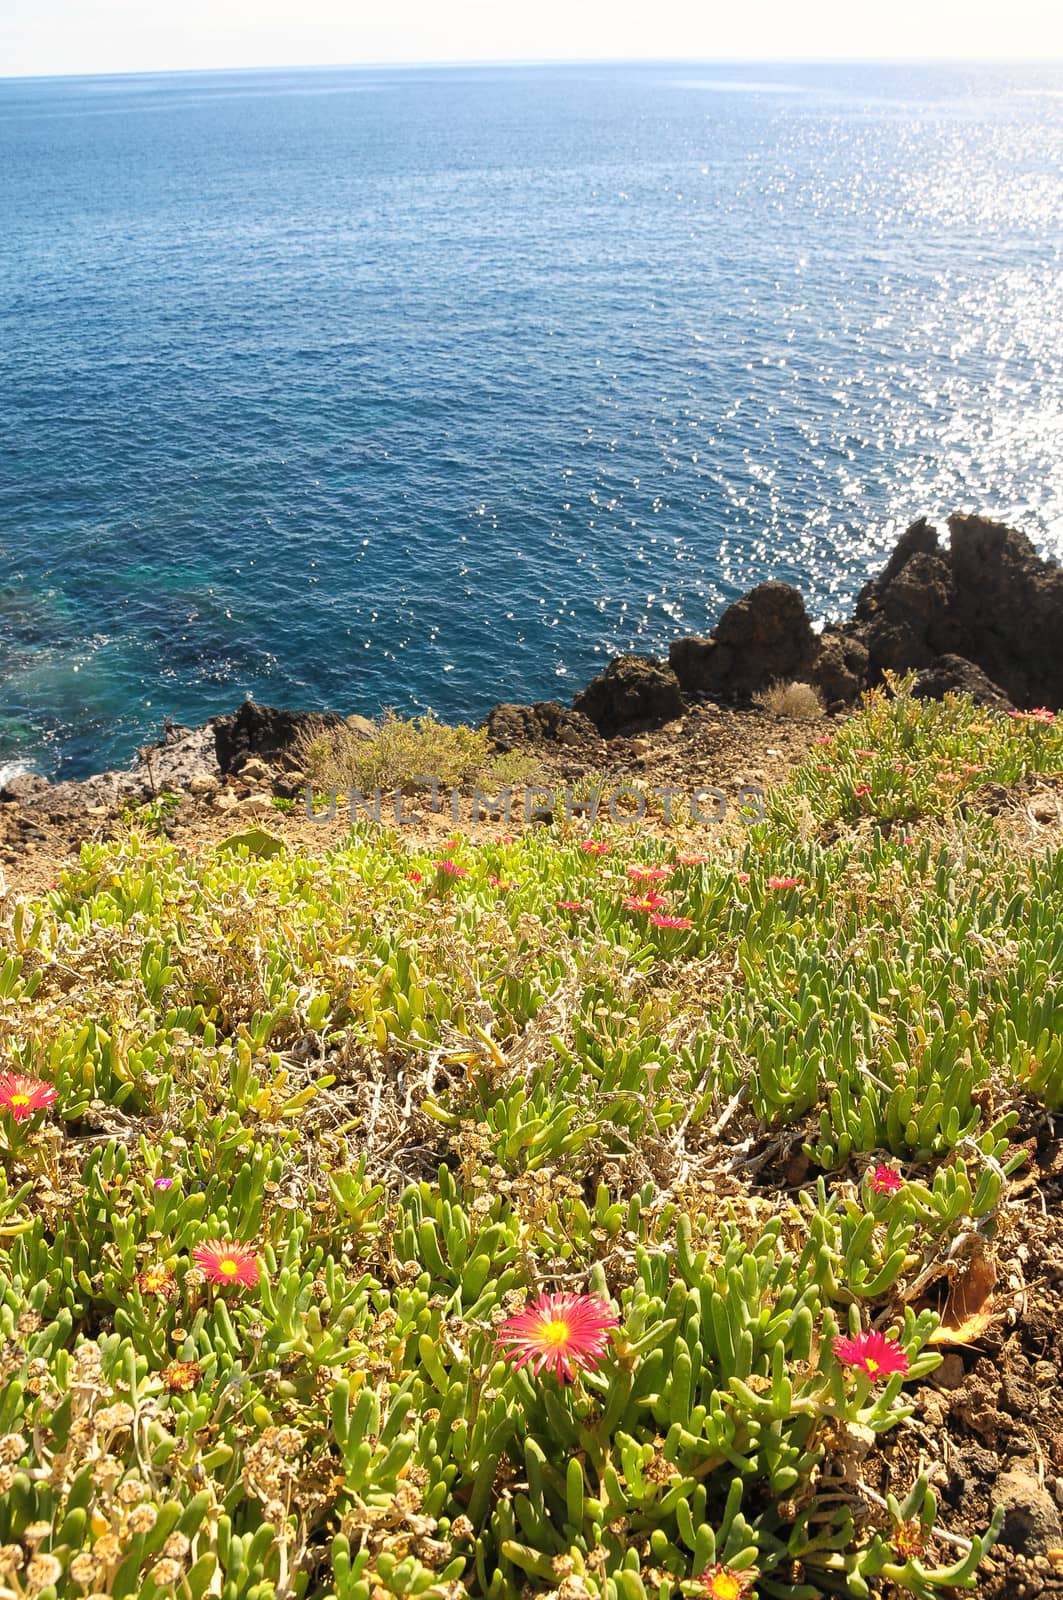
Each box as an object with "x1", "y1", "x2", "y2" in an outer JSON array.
[
  {"x1": 295, "y1": 709, "x2": 540, "y2": 793},
  {"x1": 754, "y1": 679, "x2": 826, "y2": 719}
]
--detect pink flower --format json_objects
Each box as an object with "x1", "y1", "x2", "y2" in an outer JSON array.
[
  {"x1": 854, "y1": 748, "x2": 876, "y2": 759},
  {"x1": 766, "y1": 876, "x2": 803, "y2": 890},
  {"x1": 496, "y1": 1291, "x2": 618, "y2": 1382},
  {"x1": 556, "y1": 900, "x2": 584, "y2": 912},
  {"x1": 192, "y1": 1241, "x2": 261, "y2": 1289},
  {"x1": 0, "y1": 1073, "x2": 59, "y2": 1121},
  {"x1": 623, "y1": 891, "x2": 669, "y2": 912},
  {"x1": 580, "y1": 840, "x2": 610, "y2": 855},
  {"x1": 650, "y1": 914, "x2": 692, "y2": 930},
  {"x1": 488, "y1": 875, "x2": 513, "y2": 890},
  {"x1": 1011, "y1": 707, "x2": 1056, "y2": 723},
  {"x1": 816, "y1": 763, "x2": 833, "y2": 773},
  {"x1": 833, "y1": 1329, "x2": 909, "y2": 1381},
  {"x1": 813, "y1": 735, "x2": 833, "y2": 746},
  {"x1": 867, "y1": 1164, "x2": 904, "y2": 1195},
  {"x1": 676, "y1": 854, "x2": 709, "y2": 866},
  {"x1": 153, "y1": 1177, "x2": 175, "y2": 1191},
  {"x1": 435, "y1": 859, "x2": 468, "y2": 878},
  {"x1": 626, "y1": 865, "x2": 671, "y2": 882},
  {"x1": 736, "y1": 871, "x2": 750, "y2": 883}
]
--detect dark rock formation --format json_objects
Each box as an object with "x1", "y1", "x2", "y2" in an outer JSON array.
[
  {"x1": 849, "y1": 514, "x2": 1063, "y2": 708},
  {"x1": 485, "y1": 701, "x2": 604, "y2": 752},
  {"x1": 669, "y1": 581, "x2": 818, "y2": 697},
  {"x1": 572, "y1": 655, "x2": 686, "y2": 738},
  {"x1": 910, "y1": 655, "x2": 1013, "y2": 711},
  {"x1": 809, "y1": 625, "x2": 869, "y2": 708},
  {"x1": 211, "y1": 702, "x2": 344, "y2": 774}
]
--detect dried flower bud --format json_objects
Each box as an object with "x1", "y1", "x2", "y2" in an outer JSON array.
[
  {"x1": 91, "y1": 1533, "x2": 121, "y2": 1565},
  {"x1": 127, "y1": 1504, "x2": 158, "y2": 1534},
  {"x1": 25, "y1": 1552, "x2": 63, "y2": 1591},
  {"x1": 150, "y1": 1557, "x2": 183, "y2": 1585},
  {"x1": 0, "y1": 1545, "x2": 25, "y2": 1577},
  {"x1": 161, "y1": 1532, "x2": 190, "y2": 1560},
  {"x1": 68, "y1": 1552, "x2": 102, "y2": 1584},
  {"x1": 0, "y1": 1434, "x2": 26, "y2": 1465},
  {"x1": 21, "y1": 1523, "x2": 52, "y2": 1548},
  {"x1": 97, "y1": 1404, "x2": 135, "y2": 1432}
]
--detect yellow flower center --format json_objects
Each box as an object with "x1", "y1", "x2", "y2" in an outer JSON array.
[
  {"x1": 219, "y1": 1259, "x2": 239, "y2": 1276},
  {"x1": 865, "y1": 1357, "x2": 879, "y2": 1373},
  {"x1": 540, "y1": 1318, "x2": 571, "y2": 1347},
  {"x1": 709, "y1": 1576, "x2": 742, "y2": 1600},
  {"x1": 9, "y1": 1094, "x2": 30, "y2": 1107}
]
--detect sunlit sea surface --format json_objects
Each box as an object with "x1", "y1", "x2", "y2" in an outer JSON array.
[{"x1": 2, "y1": 62, "x2": 1062, "y2": 780}]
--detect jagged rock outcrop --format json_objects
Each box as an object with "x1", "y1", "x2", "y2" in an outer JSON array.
[
  {"x1": 211, "y1": 702, "x2": 344, "y2": 774},
  {"x1": 571, "y1": 656, "x2": 686, "y2": 738},
  {"x1": 848, "y1": 514, "x2": 1062, "y2": 707},
  {"x1": 910, "y1": 655, "x2": 1013, "y2": 710},
  {"x1": 485, "y1": 701, "x2": 604, "y2": 752},
  {"x1": 669, "y1": 581, "x2": 818, "y2": 697}
]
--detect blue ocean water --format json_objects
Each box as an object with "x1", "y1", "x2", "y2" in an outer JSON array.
[{"x1": 2, "y1": 61, "x2": 1063, "y2": 781}]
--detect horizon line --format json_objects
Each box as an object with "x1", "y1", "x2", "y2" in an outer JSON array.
[{"x1": 3, "y1": 53, "x2": 1063, "y2": 85}]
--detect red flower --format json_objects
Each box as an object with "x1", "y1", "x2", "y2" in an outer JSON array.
[
  {"x1": 407, "y1": 870, "x2": 423, "y2": 883},
  {"x1": 192, "y1": 1241, "x2": 261, "y2": 1288},
  {"x1": 833, "y1": 1329, "x2": 909, "y2": 1381},
  {"x1": 650, "y1": 914, "x2": 692, "y2": 930},
  {"x1": 853, "y1": 784, "x2": 872, "y2": 798},
  {"x1": 626, "y1": 865, "x2": 671, "y2": 882},
  {"x1": 580, "y1": 840, "x2": 610, "y2": 855},
  {"x1": 813, "y1": 734, "x2": 833, "y2": 746},
  {"x1": 435, "y1": 859, "x2": 467, "y2": 878},
  {"x1": 0, "y1": 1073, "x2": 59, "y2": 1121},
  {"x1": 867, "y1": 1165, "x2": 903, "y2": 1195},
  {"x1": 496, "y1": 1291, "x2": 618, "y2": 1382},
  {"x1": 766, "y1": 876, "x2": 803, "y2": 890},
  {"x1": 698, "y1": 1566, "x2": 755, "y2": 1600}
]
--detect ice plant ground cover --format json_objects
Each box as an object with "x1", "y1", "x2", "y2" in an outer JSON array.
[{"x1": 0, "y1": 685, "x2": 1061, "y2": 1598}]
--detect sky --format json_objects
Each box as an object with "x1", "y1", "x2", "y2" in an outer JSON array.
[{"x1": 1, "y1": 0, "x2": 1062, "y2": 79}]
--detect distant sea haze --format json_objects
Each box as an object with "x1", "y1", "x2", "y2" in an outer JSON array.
[{"x1": 1, "y1": 61, "x2": 1062, "y2": 782}]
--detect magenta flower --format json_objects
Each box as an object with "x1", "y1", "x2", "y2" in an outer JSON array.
[
  {"x1": 496, "y1": 1291, "x2": 619, "y2": 1382},
  {"x1": 833, "y1": 1329, "x2": 909, "y2": 1381},
  {"x1": 0, "y1": 1074, "x2": 59, "y2": 1121},
  {"x1": 153, "y1": 1176, "x2": 175, "y2": 1191},
  {"x1": 580, "y1": 840, "x2": 610, "y2": 855},
  {"x1": 867, "y1": 1165, "x2": 904, "y2": 1195},
  {"x1": 435, "y1": 859, "x2": 468, "y2": 878},
  {"x1": 650, "y1": 914, "x2": 692, "y2": 930},
  {"x1": 626, "y1": 865, "x2": 671, "y2": 883},
  {"x1": 192, "y1": 1240, "x2": 261, "y2": 1289},
  {"x1": 766, "y1": 875, "x2": 803, "y2": 890},
  {"x1": 623, "y1": 891, "x2": 669, "y2": 912},
  {"x1": 555, "y1": 899, "x2": 584, "y2": 912}
]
